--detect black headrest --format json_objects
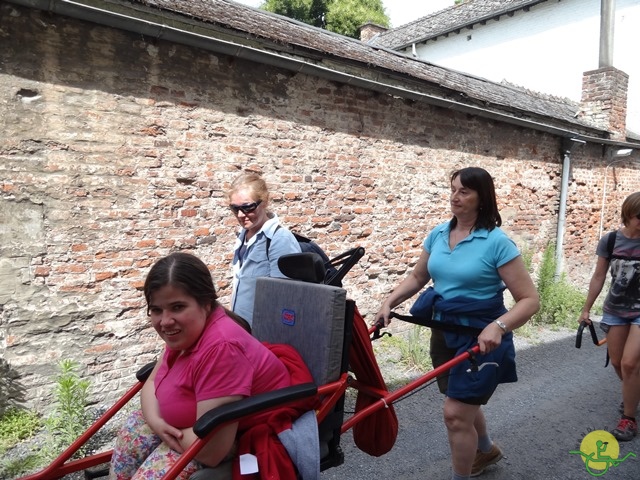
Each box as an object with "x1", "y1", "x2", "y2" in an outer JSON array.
[{"x1": 278, "y1": 252, "x2": 327, "y2": 284}]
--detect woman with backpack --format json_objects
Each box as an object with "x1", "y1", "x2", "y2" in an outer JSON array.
[
  {"x1": 579, "y1": 191, "x2": 640, "y2": 442},
  {"x1": 227, "y1": 173, "x2": 300, "y2": 326}
]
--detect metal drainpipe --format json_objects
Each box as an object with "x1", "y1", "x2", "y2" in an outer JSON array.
[{"x1": 555, "y1": 138, "x2": 585, "y2": 279}]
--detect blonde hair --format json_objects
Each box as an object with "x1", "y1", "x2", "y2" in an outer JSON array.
[{"x1": 227, "y1": 173, "x2": 269, "y2": 203}]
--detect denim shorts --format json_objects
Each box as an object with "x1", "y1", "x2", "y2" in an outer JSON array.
[
  {"x1": 429, "y1": 329, "x2": 494, "y2": 405},
  {"x1": 601, "y1": 312, "x2": 640, "y2": 327}
]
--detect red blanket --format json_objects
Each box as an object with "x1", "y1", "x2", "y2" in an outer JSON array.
[
  {"x1": 233, "y1": 343, "x2": 319, "y2": 480},
  {"x1": 350, "y1": 306, "x2": 398, "y2": 456}
]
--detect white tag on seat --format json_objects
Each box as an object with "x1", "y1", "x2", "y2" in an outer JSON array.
[{"x1": 239, "y1": 453, "x2": 259, "y2": 475}]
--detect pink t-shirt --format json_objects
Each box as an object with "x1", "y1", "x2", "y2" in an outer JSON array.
[{"x1": 154, "y1": 307, "x2": 290, "y2": 428}]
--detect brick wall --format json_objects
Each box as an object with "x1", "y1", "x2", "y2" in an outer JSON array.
[{"x1": 0, "y1": 4, "x2": 638, "y2": 409}]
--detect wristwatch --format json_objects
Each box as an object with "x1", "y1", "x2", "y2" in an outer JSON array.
[{"x1": 494, "y1": 320, "x2": 508, "y2": 334}]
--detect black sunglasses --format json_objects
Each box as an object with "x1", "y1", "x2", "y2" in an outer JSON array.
[{"x1": 229, "y1": 200, "x2": 262, "y2": 214}]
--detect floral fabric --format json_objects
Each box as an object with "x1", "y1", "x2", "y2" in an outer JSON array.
[{"x1": 108, "y1": 410, "x2": 202, "y2": 480}]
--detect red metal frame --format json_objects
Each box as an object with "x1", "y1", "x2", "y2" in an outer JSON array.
[
  {"x1": 342, "y1": 329, "x2": 479, "y2": 433},
  {"x1": 18, "y1": 323, "x2": 481, "y2": 480}
]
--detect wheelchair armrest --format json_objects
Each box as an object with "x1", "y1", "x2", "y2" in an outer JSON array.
[
  {"x1": 136, "y1": 361, "x2": 156, "y2": 382},
  {"x1": 193, "y1": 383, "x2": 317, "y2": 438}
]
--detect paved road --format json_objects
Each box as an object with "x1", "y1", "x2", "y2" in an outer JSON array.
[{"x1": 322, "y1": 331, "x2": 639, "y2": 480}]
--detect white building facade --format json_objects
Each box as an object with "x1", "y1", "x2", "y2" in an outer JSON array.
[{"x1": 397, "y1": 0, "x2": 639, "y2": 135}]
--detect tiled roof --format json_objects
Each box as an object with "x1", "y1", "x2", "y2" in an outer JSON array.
[
  {"x1": 104, "y1": 1, "x2": 605, "y2": 136},
  {"x1": 372, "y1": 0, "x2": 548, "y2": 50}
]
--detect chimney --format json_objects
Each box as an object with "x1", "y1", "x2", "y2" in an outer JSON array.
[
  {"x1": 359, "y1": 22, "x2": 387, "y2": 43},
  {"x1": 579, "y1": 1, "x2": 628, "y2": 140},
  {"x1": 580, "y1": 67, "x2": 629, "y2": 140}
]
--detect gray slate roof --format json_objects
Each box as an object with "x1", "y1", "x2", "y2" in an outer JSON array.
[
  {"x1": 372, "y1": 0, "x2": 548, "y2": 50},
  {"x1": 125, "y1": 0, "x2": 603, "y2": 138},
  {"x1": 12, "y1": 0, "x2": 620, "y2": 140}
]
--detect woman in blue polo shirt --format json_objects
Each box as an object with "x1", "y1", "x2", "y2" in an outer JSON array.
[
  {"x1": 375, "y1": 167, "x2": 539, "y2": 480},
  {"x1": 227, "y1": 173, "x2": 300, "y2": 326}
]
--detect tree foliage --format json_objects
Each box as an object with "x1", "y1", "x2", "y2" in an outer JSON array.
[{"x1": 261, "y1": 0, "x2": 389, "y2": 39}]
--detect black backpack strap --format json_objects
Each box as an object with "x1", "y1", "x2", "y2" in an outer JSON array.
[
  {"x1": 598, "y1": 232, "x2": 615, "y2": 368},
  {"x1": 390, "y1": 312, "x2": 484, "y2": 336},
  {"x1": 606, "y1": 230, "x2": 617, "y2": 260}
]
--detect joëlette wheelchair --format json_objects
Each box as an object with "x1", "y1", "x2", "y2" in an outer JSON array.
[{"x1": 18, "y1": 248, "x2": 480, "y2": 480}]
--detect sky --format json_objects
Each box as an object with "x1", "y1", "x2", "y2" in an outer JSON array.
[{"x1": 233, "y1": 0, "x2": 455, "y2": 29}]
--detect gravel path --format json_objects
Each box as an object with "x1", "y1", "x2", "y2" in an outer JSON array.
[{"x1": 325, "y1": 322, "x2": 640, "y2": 479}]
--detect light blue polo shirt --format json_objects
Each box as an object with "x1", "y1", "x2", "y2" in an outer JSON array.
[
  {"x1": 424, "y1": 222, "x2": 520, "y2": 301},
  {"x1": 231, "y1": 215, "x2": 301, "y2": 325}
]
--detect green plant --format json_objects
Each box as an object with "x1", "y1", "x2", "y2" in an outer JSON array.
[
  {"x1": 533, "y1": 243, "x2": 586, "y2": 329},
  {"x1": 0, "y1": 407, "x2": 42, "y2": 455},
  {"x1": 0, "y1": 405, "x2": 45, "y2": 478},
  {"x1": 0, "y1": 453, "x2": 42, "y2": 479},
  {"x1": 520, "y1": 245, "x2": 534, "y2": 272},
  {"x1": 395, "y1": 326, "x2": 433, "y2": 372},
  {"x1": 0, "y1": 360, "x2": 94, "y2": 478},
  {"x1": 42, "y1": 359, "x2": 92, "y2": 460}
]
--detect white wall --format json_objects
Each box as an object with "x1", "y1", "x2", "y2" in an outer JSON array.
[{"x1": 404, "y1": 0, "x2": 639, "y2": 135}]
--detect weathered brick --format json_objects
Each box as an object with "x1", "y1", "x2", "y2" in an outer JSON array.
[{"x1": 1, "y1": 3, "x2": 638, "y2": 412}]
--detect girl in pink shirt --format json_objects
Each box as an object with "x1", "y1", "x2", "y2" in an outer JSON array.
[{"x1": 109, "y1": 252, "x2": 289, "y2": 480}]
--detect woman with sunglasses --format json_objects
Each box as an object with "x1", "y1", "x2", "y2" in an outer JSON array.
[
  {"x1": 579, "y1": 191, "x2": 640, "y2": 442},
  {"x1": 227, "y1": 173, "x2": 301, "y2": 325}
]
